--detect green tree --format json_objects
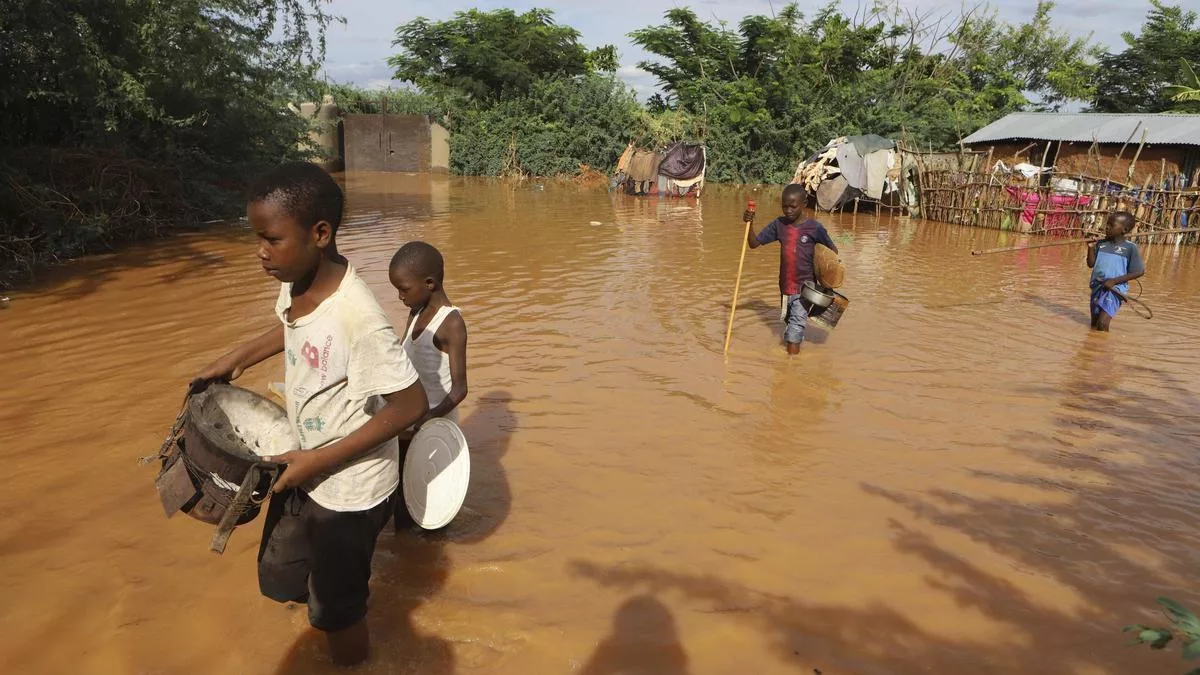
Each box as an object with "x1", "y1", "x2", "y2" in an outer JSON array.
[
  {"x1": 949, "y1": 0, "x2": 1100, "y2": 112},
  {"x1": 1165, "y1": 60, "x2": 1200, "y2": 103},
  {"x1": 388, "y1": 8, "x2": 617, "y2": 103},
  {"x1": 1091, "y1": 1, "x2": 1200, "y2": 112},
  {"x1": 629, "y1": 2, "x2": 1097, "y2": 183},
  {"x1": 448, "y1": 73, "x2": 643, "y2": 177},
  {"x1": 1, "y1": 0, "x2": 338, "y2": 285}
]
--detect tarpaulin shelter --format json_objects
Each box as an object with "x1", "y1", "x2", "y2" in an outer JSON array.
[
  {"x1": 792, "y1": 135, "x2": 912, "y2": 211},
  {"x1": 613, "y1": 141, "x2": 707, "y2": 198}
]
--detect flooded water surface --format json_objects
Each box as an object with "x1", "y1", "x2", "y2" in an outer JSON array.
[{"x1": 3, "y1": 175, "x2": 1200, "y2": 674}]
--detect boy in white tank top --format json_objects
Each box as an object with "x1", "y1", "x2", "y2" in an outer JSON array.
[{"x1": 388, "y1": 241, "x2": 469, "y2": 527}]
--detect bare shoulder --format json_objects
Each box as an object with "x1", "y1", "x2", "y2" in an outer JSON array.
[{"x1": 434, "y1": 309, "x2": 468, "y2": 346}]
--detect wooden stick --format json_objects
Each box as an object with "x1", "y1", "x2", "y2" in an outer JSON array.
[
  {"x1": 1103, "y1": 121, "x2": 1142, "y2": 186},
  {"x1": 1083, "y1": 135, "x2": 1099, "y2": 177},
  {"x1": 1126, "y1": 129, "x2": 1148, "y2": 181},
  {"x1": 971, "y1": 227, "x2": 1198, "y2": 255},
  {"x1": 723, "y1": 201, "x2": 756, "y2": 355}
]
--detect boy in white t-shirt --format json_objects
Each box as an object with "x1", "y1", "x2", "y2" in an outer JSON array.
[{"x1": 193, "y1": 162, "x2": 428, "y2": 666}]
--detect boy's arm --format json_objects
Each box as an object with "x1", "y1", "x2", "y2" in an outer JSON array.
[
  {"x1": 427, "y1": 313, "x2": 468, "y2": 422},
  {"x1": 1086, "y1": 240, "x2": 1098, "y2": 268},
  {"x1": 268, "y1": 382, "x2": 428, "y2": 492},
  {"x1": 748, "y1": 216, "x2": 775, "y2": 250},
  {"x1": 192, "y1": 325, "x2": 284, "y2": 390},
  {"x1": 815, "y1": 225, "x2": 838, "y2": 254}
]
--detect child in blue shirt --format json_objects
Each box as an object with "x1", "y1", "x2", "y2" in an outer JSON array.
[{"x1": 1087, "y1": 211, "x2": 1145, "y2": 332}]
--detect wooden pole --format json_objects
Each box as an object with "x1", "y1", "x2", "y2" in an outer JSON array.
[
  {"x1": 1082, "y1": 135, "x2": 1099, "y2": 177},
  {"x1": 1126, "y1": 129, "x2": 1148, "y2": 182},
  {"x1": 1154, "y1": 159, "x2": 1167, "y2": 227},
  {"x1": 970, "y1": 227, "x2": 1198, "y2": 255},
  {"x1": 723, "y1": 201, "x2": 756, "y2": 355},
  {"x1": 1103, "y1": 121, "x2": 1142, "y2": 186},
  {"x1": 1135, "y1": 176, "x2": 1153, "y2": 226},
  {"x1": 983, "y1": 148, "x2": 995, "y2": 228}
]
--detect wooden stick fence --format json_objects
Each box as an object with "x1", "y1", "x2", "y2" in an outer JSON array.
[{"x1": 906, "y1": 146, "x2": 1200, "y2": 245}]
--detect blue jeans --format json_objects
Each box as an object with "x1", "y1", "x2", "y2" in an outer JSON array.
[{"x1": 783, "y1": 294, "x2": 809, "y2": 344}]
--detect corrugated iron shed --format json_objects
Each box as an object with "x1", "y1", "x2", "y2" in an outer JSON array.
[{"x1": 961, "y1": 113, "x2": 1200, "y2": 146}]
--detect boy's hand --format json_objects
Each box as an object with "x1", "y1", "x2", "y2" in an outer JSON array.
[
  {"x1": 1103, "y1": 278, "x2": 1118, "y2": 291},
  {"x1": 742, "y1": 209, "x2": 756, "y2": 223},
  {"x1": 265, "y1": 449, "x2": 324, "y2": 492},
  {"x1": 190, "y1": 354, "x2": 244, "y2": 393}
]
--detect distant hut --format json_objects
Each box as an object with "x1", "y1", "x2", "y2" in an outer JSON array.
[
  {"x1": 791, "y1": 135, "x2": 918, "y2": 213},
  {"x1": 911, "y1": 113, "x2": 1200, "y2": 235},
  {"x1": 612, "y1": 141, "x2": 707, "y2": 198},
  {"x1": 960, "y1": 113, "x2": 1200, "y2": 187}
]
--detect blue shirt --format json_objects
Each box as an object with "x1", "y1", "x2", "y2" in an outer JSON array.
[
  {"x1": 755, "y1": 218, "x2": 837, "y2": 295},
  {"x1": 1091, "y1": 239, "x2": 1143, "y2": 294}
]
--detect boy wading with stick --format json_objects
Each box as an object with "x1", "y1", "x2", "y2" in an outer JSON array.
[
  {"x1": 745, "y1": 184, "x2": 838, "y2": 354},
  {"x1": 1087, "y1": 211, "x2": 1145, "y2": 332}
]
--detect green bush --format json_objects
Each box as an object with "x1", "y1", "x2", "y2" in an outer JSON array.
[{"x1": 0, "y1": 0, "x2": 336, "y2": 287}]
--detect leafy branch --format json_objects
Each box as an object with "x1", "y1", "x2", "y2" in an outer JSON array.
[{"x1": 1125, "y1": 597, "x2": 1200, "y2": 674}]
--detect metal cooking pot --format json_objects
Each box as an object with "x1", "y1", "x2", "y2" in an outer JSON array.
[
  {"x1": 800, "y1": 281, "x2": 835, "y2": 309},
  {"x1": 151, "y1": 384, "x2": 292, "y2": 553}
]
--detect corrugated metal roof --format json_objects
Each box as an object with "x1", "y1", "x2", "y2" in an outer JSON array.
[{"x1": 961, "y1": 113, "x2": 1200, "y2": 146}]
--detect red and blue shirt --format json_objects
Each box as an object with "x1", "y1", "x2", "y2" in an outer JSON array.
[{"x1": 755, "y1": 218, "x2": 837, "y2": 295}]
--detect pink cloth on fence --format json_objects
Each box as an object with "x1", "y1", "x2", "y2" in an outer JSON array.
[{"x1": 1005, "y1": 186, "x2": 1093, "y2": 230}]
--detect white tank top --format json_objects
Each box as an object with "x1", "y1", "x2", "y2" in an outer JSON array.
[{"x1": 402, "y1": 305, "x2": 460, "y2": 423}]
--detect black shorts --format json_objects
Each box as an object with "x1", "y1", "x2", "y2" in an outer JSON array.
[{"x1": 257, "y1": 488, "x2": 391, "y2": 632}]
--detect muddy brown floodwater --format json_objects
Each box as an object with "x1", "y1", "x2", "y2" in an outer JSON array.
[{"x1": 3, "y1": 174, "x2": 1200, "y2": 675}]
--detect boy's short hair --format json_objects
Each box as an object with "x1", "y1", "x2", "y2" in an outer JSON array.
[
  {"x1": 1110, "y1": 211, "x2": 1134, "y2": 230},
  {"x1": 248, "y1": 162, "x2": 344, "y2": 232},
  {"x1": 782, "y1": 183, "x2": 806, "y2": 200},
  {"x1": 390, "y1": 241, "x2": 444, "y2": 282}
]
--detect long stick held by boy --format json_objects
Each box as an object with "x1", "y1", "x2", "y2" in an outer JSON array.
[{"x1": 193, "y1": 162, "x2": 429, "y2": 666}]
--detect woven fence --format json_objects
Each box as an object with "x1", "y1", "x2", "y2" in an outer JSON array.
[{"x1": 907, "y1": 146, "x2": 1200, "y2": 245}]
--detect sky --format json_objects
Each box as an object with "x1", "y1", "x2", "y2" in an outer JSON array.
[{"x1": 319, "y1": 0, "x2": 1150, "y2": 97}]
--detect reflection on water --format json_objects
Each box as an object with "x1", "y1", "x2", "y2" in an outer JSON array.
[{"x1": 2, "y1": 175, "x2": 1200, "y2": 674}]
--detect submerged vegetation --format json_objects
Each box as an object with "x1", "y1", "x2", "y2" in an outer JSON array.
[
  {"x1": 2, "y1": 1, "x2": 1199, "y2": 285},
  {"x1": 1125, "y1": 597, "x2": 1200, "y2": 673}
]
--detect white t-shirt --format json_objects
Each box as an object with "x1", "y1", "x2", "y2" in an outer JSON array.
[{"x1": 275, "y1": 265, "x2": 420, "y2": 512}]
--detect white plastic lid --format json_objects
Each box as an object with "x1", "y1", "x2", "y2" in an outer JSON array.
[{"x1": 403, "y1": 418, "x2": 471, "y2": 529}]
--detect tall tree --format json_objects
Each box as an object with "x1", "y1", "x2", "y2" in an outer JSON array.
[
  {"x1": 1165, "y1": 60, "x2": 1200, "y2": 106},
  {"x1": 1091, "y1": 1, "x2": 1200, "y2": 112},
  {"x1": 389, "y1": 8, "x2": 617, "y2": 102},
  {"x1": 629, "y1": 1, "x2": 1097, "y2": 182},
  {"x1": 1, "y1": 0, "x2": 338, "y2": 284}
]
